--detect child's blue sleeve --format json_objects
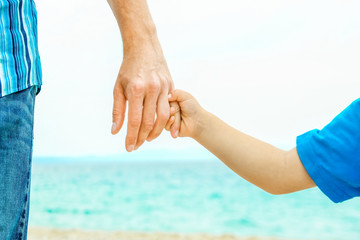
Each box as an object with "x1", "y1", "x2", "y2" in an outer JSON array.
[{"x1": 296, "y1": 98, "x2": 360, "y2": 203}]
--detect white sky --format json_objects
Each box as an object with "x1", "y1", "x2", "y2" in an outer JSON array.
[{"x1": 33, "y1": 0, "x2": 360, "y2": 157}]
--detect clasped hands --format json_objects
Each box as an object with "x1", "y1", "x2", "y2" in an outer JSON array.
[
  {"x1": 110, "y1": 45, "x2": 184, "y2": 152},
  {"x1": 111, "y1": 45, "x2": 203, "y2": 151}
]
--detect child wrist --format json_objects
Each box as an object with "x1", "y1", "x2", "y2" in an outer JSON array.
[{"x1": 192, "y1": 109, "x2": 209, "y2": 141}]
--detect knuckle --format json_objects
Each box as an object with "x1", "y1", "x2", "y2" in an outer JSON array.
[
  {"x1": 127, "y1": 137, "x2": 137, "y2": 144},
  {"x1": 117, "y1": 74, "x2": 131, "y2": 87},
  {"x1": 148, "y1": 80, "x2": 161, "y2": 93},
  {"x1": 130, "y1": 81, "x2": 145, "y2": 95},
  {"x1": 157, "y1": 111, "x2": 169, "y2": 122},
  {"x1": 129, "y1": 117, "x2": 141, "y2": 128},
  {"x1": 113, "y1": 86, "x2": 121, "y2": 98},
  {"x1": 151, "y1": 128, "x2": 162, "y2": 138},
  {"x1": 112, "y1": 108, "x2": 121, "y2": 117},
  {"x1": 143, "y1": 120, "x2": 154, "y2": 130},
  {"x1": 137, "y1": 139, "x2": 145, "y2": 146},
  {"x1": 113, "y1": 87, "x2": 127, "y2": 100},
  {"x1": 171, "y1": 104, "x2": 180, "y2": 113}
]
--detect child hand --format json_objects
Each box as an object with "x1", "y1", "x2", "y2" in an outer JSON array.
[
  {"x1": 165, "y1": 101, "x2": 181, "y2": 138},
  {"x1": 165, "y1": 90, "x2": 205, "y2": 139}
]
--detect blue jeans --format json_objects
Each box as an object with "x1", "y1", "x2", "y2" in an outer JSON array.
[{"x1": 0, "y1": 86, "x2": 37, "y2": 240}]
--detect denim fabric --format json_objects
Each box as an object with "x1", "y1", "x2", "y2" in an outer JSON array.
[{"x1": 0, "y1": 86, "x2": 37, "y2": 240}]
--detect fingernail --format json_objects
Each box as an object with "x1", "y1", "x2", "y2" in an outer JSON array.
[
  {"x1": 147, "y1": 137, "x2": 153, "y2": 142},
  {"x1": 174, "y1": 130, "x2": 179, "y2": 138},
  {"x1": 111, "y1": 122, "x2": 116, "y2": 133},
  {"x1": 168, "y1": 93, "x2": 172, "y2": 99},
  {"x1": 128, "y1": 145, "x2": 134, "y2": 152}
]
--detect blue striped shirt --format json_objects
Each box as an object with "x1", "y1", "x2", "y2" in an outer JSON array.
[{"x1": 0, "y1": 0, "x2": 42, "y2": 97}]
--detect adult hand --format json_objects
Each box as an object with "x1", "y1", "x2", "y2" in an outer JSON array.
[{"x1": 111, "y1": 44, "x2": 178, "y2": 152}]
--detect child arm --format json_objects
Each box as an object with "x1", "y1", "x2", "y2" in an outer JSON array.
[
  {"x1": 195, "y1": 112, "x2": 315, "y2": 194},
  {"x1": 168, "y1": 90, "x2": 315, "y2": 195}
]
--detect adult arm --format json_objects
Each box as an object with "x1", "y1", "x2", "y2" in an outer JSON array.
[{"x1": 107, "y1": 0, "x2": 179, "y2": 151}]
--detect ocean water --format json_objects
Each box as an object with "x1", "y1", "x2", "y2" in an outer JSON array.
[{"x1": 29, "y1": 158, "x2": 360, "y2": 239}]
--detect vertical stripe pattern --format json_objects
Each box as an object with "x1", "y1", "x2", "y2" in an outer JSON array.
[{"x1": 0, "y1": 0, "x2": 42, "y2": 97}]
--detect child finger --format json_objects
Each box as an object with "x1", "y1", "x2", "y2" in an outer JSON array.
[
  {"x1": 170, "y1": 105, "x2": 181, "y2": 138},
  {"x1": 165, "y1": 116, "x2": 175, "y2": 131}
]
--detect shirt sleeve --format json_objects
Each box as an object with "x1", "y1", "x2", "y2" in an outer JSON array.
[{"x1": 296, "y1": 98, "x2": 360, "y2": 203}]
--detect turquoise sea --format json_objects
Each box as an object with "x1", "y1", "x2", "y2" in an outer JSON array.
[{"x1": 29, "y1": 156, "x2": 360, "y2": 240}]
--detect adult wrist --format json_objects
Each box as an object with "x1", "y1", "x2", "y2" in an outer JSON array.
[
  {"x1": 121, "y1": 23, "x2": 160, "y2": 51},
  {"x1": 122, "y1": 35, "x2": 163, "y2": 60}
]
